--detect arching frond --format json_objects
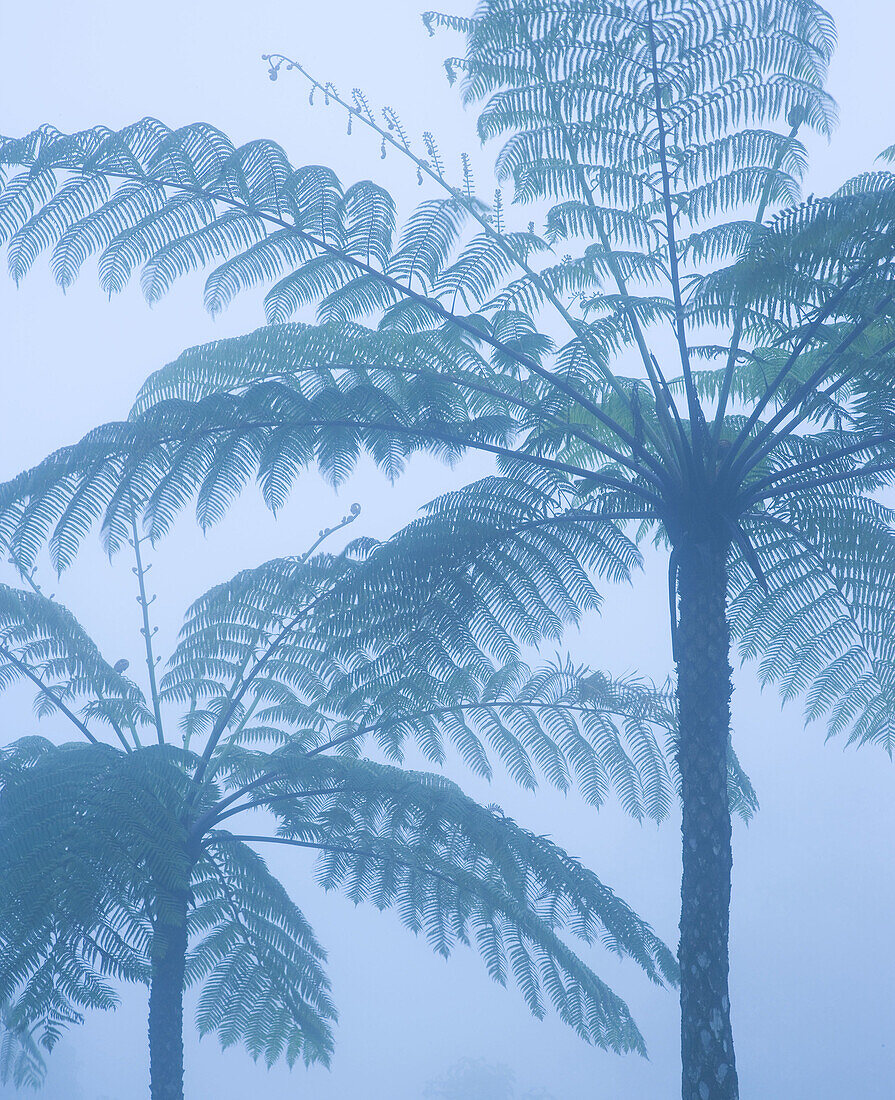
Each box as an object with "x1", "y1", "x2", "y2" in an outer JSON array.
[{"x1": 208, "y1": 755, "x2": 678, "y2": 1053}]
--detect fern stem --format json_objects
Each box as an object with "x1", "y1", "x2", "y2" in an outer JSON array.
[
  {"x1": 199, "y1": 696, "x2": 674, "y2": 834},
  {"x1": 744, "y1": 455, "x2": 895, "y2": 506},
  {"x1": 130, "y1": 503, "x2": 165, "y2": 745},
  {"x1": 107, "y1": 715, "x2": 136, "y2": 752},
  {"x1": 210, "y1": 787, "x2": 351, "y2": 827},
  {"x1": 728, "y1": 318, "x2": 895, "y2": 486},
  {"x1": 718, "y1": 267, "x2": 883, "y2": 480},
  {"x1": 743, "y1": 418, "x2": 895, "y2": 503},
  {"x1": 148, "y1": 880, "x2": 189, "y2": 1100},
  {"x1": 207, "y1": 832, "x2": 460, "y2": 888},
  {"x1": 674, "y1": 536, "x2": 739, "y2": 1098}
]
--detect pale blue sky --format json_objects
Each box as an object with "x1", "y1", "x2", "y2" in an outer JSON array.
[{"x1": 1, "y1": 2, "x2": 893, "y2": 1098}]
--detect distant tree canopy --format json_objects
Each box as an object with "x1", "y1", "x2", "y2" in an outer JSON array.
[{"x1": 424, "y1": 1057, "x2": 555, "y2": 1099}]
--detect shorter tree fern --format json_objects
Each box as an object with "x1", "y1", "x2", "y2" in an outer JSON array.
[{"x1": 0, "y1": 508, "x2": 683, "y2": 1098}]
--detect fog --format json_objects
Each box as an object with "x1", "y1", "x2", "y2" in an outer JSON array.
[{"x1": 1, "y1": 1, "x2": 893, "y2": 1097}]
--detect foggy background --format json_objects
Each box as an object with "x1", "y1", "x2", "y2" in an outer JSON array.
[{"x1": 1, "y1": 1, "x2": 893, "y2": 1096}]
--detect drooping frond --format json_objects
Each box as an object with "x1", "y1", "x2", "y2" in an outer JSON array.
[
  {"x1": 0, "y1": 1007, "x2": 45, "y2": 1090},
  {"x1": 208, "y1": 754, "x2": 679, "y2": 1053},
  {"x1": 732, "y1": 490, "x2": 895, "y2": 751},
  {"x1": 189, "y1": 841, "x2": 335, "y2": 1068},
  {"x1": 0, "y1": 740, "x2": 164, "y2": 1049},
  {"x1": 0, "y1": 735, "x2": 338, "y2": 1071}
]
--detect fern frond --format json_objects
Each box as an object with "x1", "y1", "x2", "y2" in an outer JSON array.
[
  {"x1": 0, "y1": 585, "x2": 150, "y2": 739},
  {"x1": 210, "y1": 756, "x2": 678, "y2": 1053},
  {"x1": 191, "y1": 842, "x2": 335, "y2": 1067}
]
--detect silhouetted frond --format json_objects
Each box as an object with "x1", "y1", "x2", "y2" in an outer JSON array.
[{"x1": 207, "y1": 755, "x2": 679, "y2": 1053}]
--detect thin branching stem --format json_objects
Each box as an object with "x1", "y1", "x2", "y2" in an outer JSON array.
[
  {"x1": 263, "y1": 51, "x2": 678, "y2": 475},
  {"x1": 129, "y1": 501, "x2": 165, "y2": 745}
]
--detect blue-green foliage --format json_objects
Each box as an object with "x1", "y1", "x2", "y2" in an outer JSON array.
[
  {"x1": 0, "y1": 519, "x2": 686, "y2": 1082},
  {"x1": 4, "y1": 0, "x2": 893, "y2": 754}
]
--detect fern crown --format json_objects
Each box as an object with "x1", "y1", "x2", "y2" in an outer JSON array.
[{"x1": 2, "y1": 0, "x2": 892, "y2": 749}]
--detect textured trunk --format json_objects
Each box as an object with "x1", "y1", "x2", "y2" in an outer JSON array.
[
  {"x1": 675, "y1": 537, "x2": 739, "y2": 1100},
  {"x1": 148, "y1": 885, "x2": 189, "y2": 1100}
]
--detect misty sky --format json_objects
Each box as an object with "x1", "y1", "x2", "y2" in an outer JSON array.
[{"x1": 1, "y1": 2, "x2": 894, "y2": 1097}]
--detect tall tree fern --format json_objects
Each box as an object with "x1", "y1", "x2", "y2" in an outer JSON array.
[
  {"x1": 0, "y1": 513, "x2": 680, "y2": 1100},
  {"x1": 2, "y1": 1, "x2": 893, "y2": 1097}
]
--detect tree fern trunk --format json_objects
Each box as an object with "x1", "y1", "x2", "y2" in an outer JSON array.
[
  {"x1": 675, "y1": 538, "x2": 739, "y2": 1100},
  {"x1": 148, "y1": 885, "x2": 189, "y2": 1100}
]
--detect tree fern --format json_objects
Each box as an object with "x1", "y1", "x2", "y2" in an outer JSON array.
[
  {"x1": 0, "y1": 513, "x2": 680, "y2": 1100},
  {"x1": 4, "y1": 2, "x2": 892, "y2": 1097}
]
